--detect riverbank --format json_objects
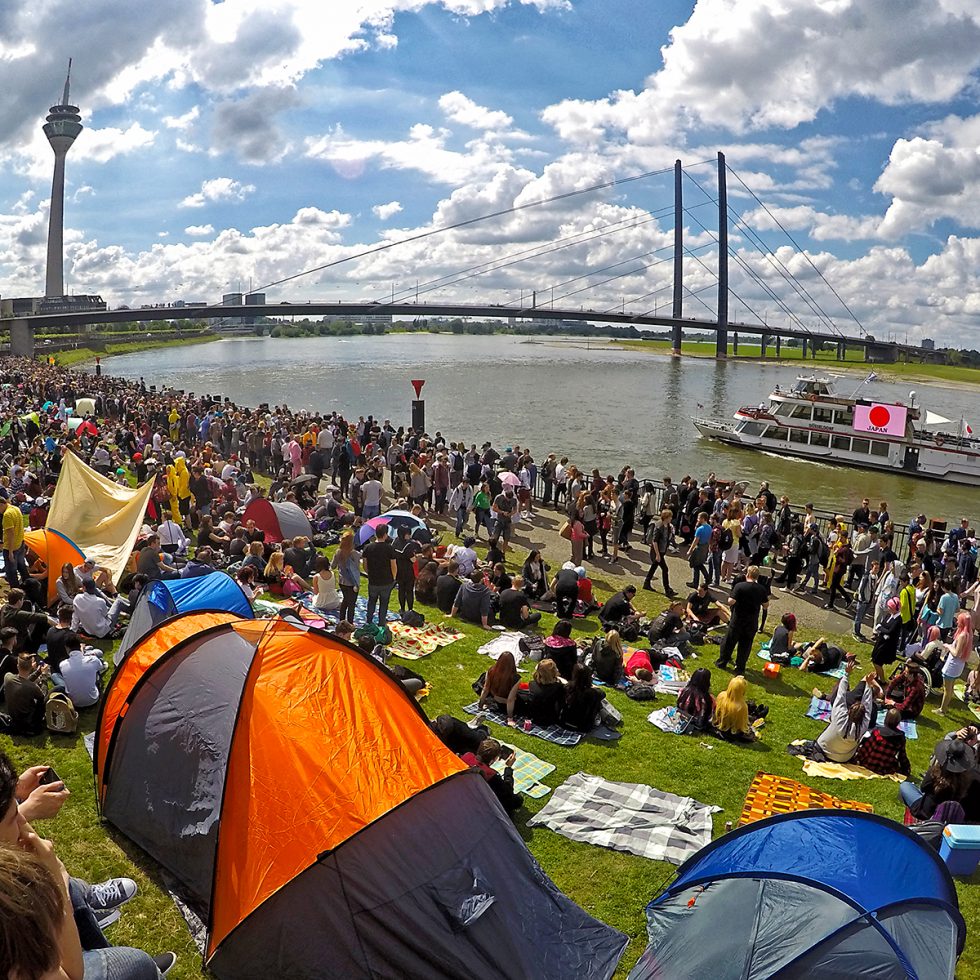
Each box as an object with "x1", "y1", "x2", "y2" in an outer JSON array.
[
  {"x1": 609, "y1": 338, "x2": 980, "y2": 387},
  {"x1": 53, "y1": 333, "x2": 219, "y2": 367}
]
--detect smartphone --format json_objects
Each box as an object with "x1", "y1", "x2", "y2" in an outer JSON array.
[{"x1": 38, "y1": 767, "x2": 62, "y2": 787}]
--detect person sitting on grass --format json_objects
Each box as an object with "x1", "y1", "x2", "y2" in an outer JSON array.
[
  {"x1": 414, "y1": 559, "x2": 441, "y2": 605},
  {"x1": 460, "y1": 738, "x2": 522, "y2": 814},
  {"x1": 0, "y1": 588, "x2": 56, "y2": 653},
  {"x1": 853, "y1": 707, "x2": 911, "y2": 777},
  {"x1": 520, "y1": 658, "x2": 566, "y2": 727},
  {"x1": 795, "y1": 670, "x2": 879, "y2": 763},
  {"x1": 768, "y1": 612, "x2": 801, "y2": 663},
  {"x1": 478, "y1": 651, "x2": 521, "y2": 724},
  {"x1": 435, "y1": 560, "x2": 462, "y2": 614},
  {"x1": 900, "y1": 732, "x2": 976, "y2": 820},
  {"x1": 496, "y1": 576, "x2": 542, "y2": 631},
  {"x1": 598, "y1": 584, "x2": 638, "y2": 631},
  {"x1": 560, "y1": 664, "x2": 604, "y2": 733},
  {"x1": 71, "y1": 580, "x2": 126, "y2": 640},
  {"x1": 685, "y1": 582, "x2": 729, "y2": 630},
  {"x1": 677, "y1": 667, "x2": 714, "y2": 732},
  {"x1": 2, "y1": 652, "x2": 48, "y2": 735},
  {"x1": 712, "y1": 675, "x2": 757, "y2": 742},
  {"x1": 51, "y1": 638, "x2": 107, "y2": 710},
  {"x1": 543, "y1": 619, "x2": 579, "y2": 681},
  {"x1": 452, "y1": 569, "x2": 494, "y2": 629},
  {"x1": 591, "y1": 630, "x2": 625, "y2": 686},
  {"x1": 432, "y1": 713, "x2": 490, "y2": 755},
  {"x1": 883, "y1": 660, "x2": 927, "y2": 720}
]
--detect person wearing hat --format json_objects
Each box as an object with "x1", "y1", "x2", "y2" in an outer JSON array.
[{"x1": 901, "y1": 730, "x2": 978, "y2": 820}]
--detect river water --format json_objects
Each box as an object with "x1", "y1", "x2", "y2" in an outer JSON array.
[{"x1": 99, "y1": 335, "x2": 980, "y2": 523}]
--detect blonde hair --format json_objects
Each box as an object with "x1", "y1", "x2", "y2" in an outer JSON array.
[
  {"x1": 534, "y1": 658, "x2": 559, "y2": 685},
  {"x1": 713, "y1": 676, "x2": 750, "y2": 734},
  {"x1": 263, "y1": 551, "x2": 284, "y2": 578},
  {"x1": 604, "y1": 630, "x2": 623, "y2": 659},
  {"x1": 338, "y1": 530, "x2": 355, "y2": 554},
  {"x1": 0, "y1": 846, "x2": 64, "y2": 978}
]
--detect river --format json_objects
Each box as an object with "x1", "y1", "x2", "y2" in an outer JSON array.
[{"x1": 98, "y1": 334, "x2": 980, "y2": 523}]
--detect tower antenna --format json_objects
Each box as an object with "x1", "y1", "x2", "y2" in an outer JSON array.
[{"x1": 62, "y1": 58, "x2": 72, "y2": 105}]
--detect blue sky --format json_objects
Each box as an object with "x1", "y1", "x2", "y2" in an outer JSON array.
[{"x1": 3, "y1": 0, "x2": 980, "y2": 344}]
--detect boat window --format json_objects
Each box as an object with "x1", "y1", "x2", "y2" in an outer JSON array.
[
  {"x1": 789, "y1": 429, "x2": 809, "y2": 445},
  {"x1": 740, "y1": 422, "x2": 766, "y2": 436},
  {"x1": 870, "y1": 441, "x2": 889, "y2": 457},
  {"x1": 810, "y1": 432, "x2": 830, "y2": 448},
  {"x1": 832, "y1": 435, "x2": 851, "y2": 451},
  {"x1": 833, "y1": 408, "x2": 853, "y2": 425},
  {"x1": 851, "y1": 437, "x2": 870, "y2": 455},
  {"x1": 812, "y1": 407, "x2": 833, "y2": 423},
  {"x1": 771, "y1": 404, "x2": 790, "y2": 417},
  {"x1": 769, "y1": 427, "x2": 789, "y2": 441},
  {"x1": 791, "y1": 405, "x2": 812, "y2": 420}
]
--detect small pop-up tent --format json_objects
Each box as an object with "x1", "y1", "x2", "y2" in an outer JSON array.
[
  {"x1": 95, "y1": 615, "x2": 627, "y2": 979},
  {"x1": 23, "y1": 528, "x2": 86, "y2": 605},
  {"x1": 115, "y1": 571, "x2": 254, "y2": 661},
  {"x1": 241, "y1": 498, "x2": 312, "y2": 543},
  {"x1": 628, "y1": 810, "x2": 966, "y2": 980},
  {"x1": 46, "y1": 451, "x2": 154, "y2": 584}
]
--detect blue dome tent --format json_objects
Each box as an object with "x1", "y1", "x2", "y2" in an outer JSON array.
[
  {"x1": 628, "y1": 810, "x2": 965, "y2": 980},
  {"x1": 116, "y1": 571, "x2": 254, "y2": 662}
]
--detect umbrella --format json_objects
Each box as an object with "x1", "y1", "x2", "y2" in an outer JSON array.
[
  {"x1": 356, "y1": 517, "x2": 390, "y2": 547},
  {"x1": 75, "y1": 397, "x2": 96, "y2": 416},
  {"x1": 499, "y1": 471, "x2": 522, "y2": 487},
  {"x1": 290, "y1": 473, "x2": 321, "y2": 486}
]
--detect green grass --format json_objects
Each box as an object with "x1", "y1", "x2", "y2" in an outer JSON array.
[
  {"x1": 51, "y1": 334, "x2": 218, "y2": 367},
  {"x1": 4, "y1": 554, "x2": 979, "y2": 978}
]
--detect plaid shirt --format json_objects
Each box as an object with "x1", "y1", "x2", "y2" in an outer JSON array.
[
  {"x1": 884, "y1": 673, "x2": 926, "y2": 718},
  {"x1": 854, "y1": 729, "x2": 911, "y2": 776}
]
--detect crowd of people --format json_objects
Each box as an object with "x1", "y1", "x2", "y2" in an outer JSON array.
[{"x1": 0, "y1": 354, "x2": 979, "y2": 971}]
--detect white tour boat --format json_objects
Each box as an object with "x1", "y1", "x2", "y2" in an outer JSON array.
[{"x1": 692, "y1": 375, "x2": 980, "y2": 484}]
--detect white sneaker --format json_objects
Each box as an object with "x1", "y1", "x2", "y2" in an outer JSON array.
[{"x1": 88, "y1": 877, "x2": 138, "y2": 913}]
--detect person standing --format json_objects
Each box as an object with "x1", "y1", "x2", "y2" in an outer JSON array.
[
  {"x1": 715, "y1": 565, "x2": 770, "y2": 676},
  {"x1": 853, "y1": 559, "x2": 878, "y2": 642},
  {"x1": 331, "y1": 531, "x2": 361, "y2": 624},
  {"x1": 491, "y1": 486, "x2": 518, "y2": 552},
  {"x1": 687, "y1": 511, "x2": 712, "y2": 590},
  {"x1": 362, "y1": 525, "x2": 396, "y2": 627},
  {"x1": 448, "y1": 477, "x2": 474, "y2": 537},
  {"x1": 393, "y1": 524, "x2": 421, "y2": 614},
  {"x1": 0, "y1": 497, "x2": 28, "y2": 590},
  {"x1": 643, "y1": 509, "x2": 676, "y2": 596}
]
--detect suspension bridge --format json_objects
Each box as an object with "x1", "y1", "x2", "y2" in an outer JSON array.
[{"x1": 5, "y1": 152, "x2": 909, "y2": 362}]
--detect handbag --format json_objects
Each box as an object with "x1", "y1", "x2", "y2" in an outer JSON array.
[{"x1": 558, "y1": 521, "x2": 573, "y2": 540}]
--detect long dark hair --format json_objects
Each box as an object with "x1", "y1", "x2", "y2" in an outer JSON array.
[
  {"x1": 678, "y1": 667, "x2": 712, "y2": 716},
  {"x1": 926, "y1": 758, "x2": 971, "y2": 801},
  {"x1": 566, "y1": 664, "x2": 593, "y2": 702}
]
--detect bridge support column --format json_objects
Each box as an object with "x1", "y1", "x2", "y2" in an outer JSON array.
[
  {"x1": 732, "y1": 332, "x2": 738, "y2": 356},
  {"x1": 10, "y1": 319, "x2": 34, "y2": 359},
  {"x1": 801, "y1": 338, "x2": 808, "y2": 359},
  {"x1": 837, "y1": 341, "x2": 845, "y2": 361},
  {"x1": 671, "y1": 159, "x2": 683, "y2": 355},
  {"x1": 775, "y1": 334, "x2": 781, "y2": 357},
  {"x1": 715, "y1": 151, "x2": 728, "y2": 359},
  {"x1": 760, "y1": 334, "x2": 769, "y2": 358}
]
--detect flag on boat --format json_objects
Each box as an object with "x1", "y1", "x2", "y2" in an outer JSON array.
[
  {"x1": 865, "y1": 371, "x2": 878, "y2": 383},
  {"x1": 962, "y1": 419, "x2": 974, "y2": 438}
]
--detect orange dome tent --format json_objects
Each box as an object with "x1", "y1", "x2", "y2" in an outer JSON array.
[
  {"x1": 95, "y1": 613, "x2": 626, "y2": 979},
  {"x1": 23, "y1": 527, "x2": 86, "y2": 605}
]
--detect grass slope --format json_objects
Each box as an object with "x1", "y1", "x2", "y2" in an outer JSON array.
[
  {"x1": 53, "y1": 335, "x2": 218, "y2": 367},
  {"x1": 4, "y1": 550, "x2": 979, "y2": 978}
]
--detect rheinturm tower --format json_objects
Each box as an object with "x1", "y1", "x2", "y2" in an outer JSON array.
[{"x1": 43, "y1": 59, "x2": 82, "y2": 298}]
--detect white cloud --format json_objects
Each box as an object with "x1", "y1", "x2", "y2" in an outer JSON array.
[
  {"x1": 162, "y1": 106, "x2": 199, "y2": 129},
  {"x1": 372, "y1": 200, "x2": 403, "y2": 220},
  {"x1": 184, "y1": 223, "x2": 214, "y2": 236},
  {"x1": 438, "y1": 91, "x2": 513, "y2": 131},
  {"x1": 740, "y1": 204, "x2": 881, "y2": 242},
  {"x1": 542, "y1": 0, "x2": 980, "y2": 142},
  {"x1": 179, "y1": 176, "x2": 256, "y2": 208}
]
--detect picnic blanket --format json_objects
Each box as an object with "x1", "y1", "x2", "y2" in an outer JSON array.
[
  {"x1": 954, "y1": 683, "x2": 980, "y2": 721},
  {"x1": 286, "y1": 594, "x2": 400, "y2": 627},
  {"x1": 490, "y1": 746, "x2": 556, "y2": 798},
  {"x1": 739, "y1": 771, "x2": 874, "y2": 826},
  {"x1": 528, "y1": 772, "x2": 720, "y2": 865},
  {"x1": 647, "y1": 706, "x2": 694, "y2": 734},
  {"x1": 388, "y1": 621, "x2": 464, "y2": 660},
  {"x1": 796, "y1": 756, "x2": 906, "y2": 783},
  {"x1": 463, "y1": 701, "x2": 584, "y2": 747},
  {"x1": 654, "y1": 664, "x2": 689, "y2": 695},
  {"x1": 805, "y1": 696, "x2": 918, "y2": 739},
  {"x1": 477, "y1": 632, "x2": 530, "y2": 667},
  {"x1": 757, "y1": 643, "x2": 846, "y2": 678}
]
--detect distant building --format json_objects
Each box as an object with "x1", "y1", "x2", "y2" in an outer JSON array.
[{"x1": 921, "y1": 338, "x2": 935, "y2": 350}]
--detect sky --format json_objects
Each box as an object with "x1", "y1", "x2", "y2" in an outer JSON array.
[{"x1": 3, "y1": 0, "x2": 980, "y2": 345}]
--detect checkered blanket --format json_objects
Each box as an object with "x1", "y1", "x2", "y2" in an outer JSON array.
[
  {"x1": 739, "y1": 771, "x2": 873, "y2": 826},
  {"x1": 528, "y1": 772, "x2": 720, "y2": 865},
  {"x1": 805, "y1": 696, "x2": 917, "y2": 739},
  {"x1": 490, "y1": 746, "x2": 556, "y2": 798},
  {"x1": 285, "y1": 594, "x2": 401, "y2": 627},
  {"x1": 462, "y1": 701, "x2": 584, "y2": 747}
]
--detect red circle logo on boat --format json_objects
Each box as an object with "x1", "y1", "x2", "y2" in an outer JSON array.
[{"x1": 869, "y1": 405, "x2": 890, "y2": 427}]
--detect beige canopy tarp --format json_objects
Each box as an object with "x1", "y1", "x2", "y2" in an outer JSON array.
[{"x1": 46, "y1": 452, "x2": 154, "y2": 584}]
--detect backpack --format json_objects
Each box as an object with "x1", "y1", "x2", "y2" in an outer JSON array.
[
  {"x1": 719, "y1": 527, "x2": 734, "y2": 551},
  {"x1": 401, "y1": 609, "x2": 425, "y2": 628},
  {"x1": 819, "y1": 538, "x2": 831, "y2": 567},
  {"x1": 45, "y1": 693, "x2": 78, "y2": 735},
  {"x1": 354, "y1": 622, "x2": 392, "y2": 646}
]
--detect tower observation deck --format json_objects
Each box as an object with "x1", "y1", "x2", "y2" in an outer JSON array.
[{"x1": 43, "y1": 59, "x2": 83, "y2": 298}]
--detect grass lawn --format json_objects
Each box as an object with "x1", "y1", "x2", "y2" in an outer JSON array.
[
  {"x1": 5, "y1": 549, "x2": 979, "y2": 978},
  {"x1": 51, "y1": 334, "x2": 218, "y2": 368}
]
